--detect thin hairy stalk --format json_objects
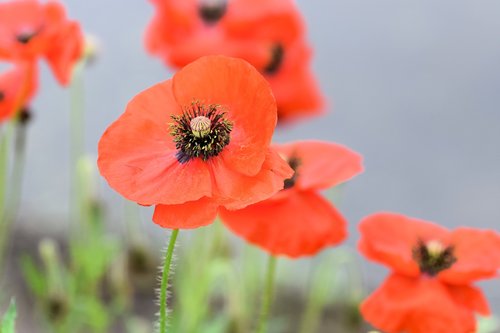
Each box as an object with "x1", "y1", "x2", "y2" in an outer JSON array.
[
  {"x1": 255, "y1": 255, "x2": 277, "y2": 333},
  {"x1": 159, "y1": 229, "x2": 179, "y2": 333}
]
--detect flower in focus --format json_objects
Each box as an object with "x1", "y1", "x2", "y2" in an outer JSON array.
[
  {"x1": 0, "y1": 0, "x2": 84, "y2": 86},
  {"x1": 98, "y1": 55, "x2": 293, "y2": 229},
  {"x1": 220, "y1": 140, "x2": 363, "y2": 257},
  {"x1": 358, "y1": 213, "x2": 500, "y2": 333},
  {"x1": 0, "y1": 62, "x2": 37, "y2": 122},
  {"x1": 145, "y1": 0, "x2": 324, "y2": 121}
]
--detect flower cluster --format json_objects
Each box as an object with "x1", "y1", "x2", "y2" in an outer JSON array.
[
  {"x1": 0, "y1": 0, "x2": 84, "y2": 122},
  {"x1": 145, "y1": 0, "x2": 324, "y2": 121}
]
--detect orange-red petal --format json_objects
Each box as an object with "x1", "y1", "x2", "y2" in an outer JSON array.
[
  {"x1": 220, "y1": 189, "x2": 347, "y2": 258},
  {"x1": 210, "y1": 148, "x2": 293, "y2": 210},
  {"x1": 97, "y1": 80, "x2": 212, "y2": 205},
  {"x1": 439, "y1": 228, "x2": 500, "y2": 285},
  {"x1": 361, "y1": 273, "x2": 478, "y2": 333},
  {"x1": 0, "y1": 62, "x2": 37, "y2": 122},
  {"x1": 274, "y1": 140, "x2": 363, "y2": 191},
  {"x1": 153, "y1": 197, "x2": 219, "y2": 229},
  {"x1": 172, "y1": 55, "x2": 277, "y2": 176},
  {"x1": 358, "y1": 213, "x2": 450, "y2": 276}
]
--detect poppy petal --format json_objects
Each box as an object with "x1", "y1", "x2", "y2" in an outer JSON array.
[
  {"x1": 274, "y1": 140, "x2": 363, "y2": 191},
  {"x1": 358, "y1": 213, "x2": 449, "y2": 276},
  {"x1": 172, "y1": 55, "x2": 277, "y2": 176},
  {"x1": 98, "y1": 80, "x2": 212, "y2": 205},
  {"x1": 220, "y1": 190, "x2": 347, "y2": 257},
  {"x1": 153, "y1": 197, "x2": 219, "y2": 229},
  {"x1": 447, "y1": 284, "x2": 490, "y2": 316},
  {"x1": 210, "y1": 148, "x2": 293, "y2": 210},
  {"x1": 361, "y1": 273, "x2": 477, "y2": 333},
  {"x1": 439, "y1": 228, "x2": 500, "y2": 284}
]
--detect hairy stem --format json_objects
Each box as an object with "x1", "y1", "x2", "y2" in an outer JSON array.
[{"x1": 159, "y1": 229, "x2": 179, "y2": 333}]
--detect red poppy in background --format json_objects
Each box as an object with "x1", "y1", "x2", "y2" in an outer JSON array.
[
  {"x1": 220, "y1": 141, "x2": 363, "y2": 257},
  {"x1": 0, "y1": 0, "x2": 84, "y2": 86},
  {"x1": 98, "y1": 56, "x2": 293, "y2": 229},
  {"x1": 145, "y1": 0, "x2": 324, "y2": 121},
  {"x1": 0, "y1": 63, "x2": 37, "y2": 122},
  {"x1": 358, "y1": 213, "x2": 500, "y2": 333}
]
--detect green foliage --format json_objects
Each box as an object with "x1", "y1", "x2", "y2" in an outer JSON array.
[{"x1": 0, "y1": 299, "x2": 16, "y2": 333}]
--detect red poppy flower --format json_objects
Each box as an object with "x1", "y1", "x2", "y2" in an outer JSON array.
[
  {"x1": 0, "y1": 0, "x2": 84, "y2": 86},
  {"x1": 0, "y1": 62, "x2": 37, "y2": 122},
  {"x1": 219, "y1": 140, "x2": 363, "y2": 257},
  {"x1": 359, "y1": 213, "x2": 500, "y2": 333},
  {"x1": 145, "y1": 0, "x2": 324, "y2": 121},
  {"x1": 98, "y1": 55, "x2": 293, "y2": 229}
]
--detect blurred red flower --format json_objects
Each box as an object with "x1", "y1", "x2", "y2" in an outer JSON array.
[
  {"x1": 145, "y1": 0, "x2": 324, "y2": 121},
  {"x1": 0, "y1": 0, "x2": 84, "y2": 86},
  {"x1": 98, "y1": 56, "x2": 293, "y2": 229},
  {"x1": 359, "y1": 213, "x2": 500, "y2": 333},
  {"x1": 0, "y1": 63, "x2": 37, "y2": 122},
  {"x1": 220, "y1": 141, "x2": 363, "y2": 257}
]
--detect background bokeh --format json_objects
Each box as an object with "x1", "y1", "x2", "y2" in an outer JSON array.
[{"x1": 17, "y1": 0, "x2": 500, "y2": 310}]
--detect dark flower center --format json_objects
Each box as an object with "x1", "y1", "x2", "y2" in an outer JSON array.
[
  {"x1": 170, "y1": 101, "x2": 233, "y2": 163},
  {"x1": 199, "y1": 0, "x2": 227, "y2": 24},
  {"x1": 16, "y1": 31, "x2": 37, "y2": 44},
  {"x1": 412, "y1": 239, "x2": 457, "y2": 276},
  {"x1": 0, "y1": 91, "x2": 4, "y2": 102},
  {"x1": 264, "y1": 44, "x2": 285, "y2": 75},
  {"x1": 17, "y1": 107, "x2": 32, "y2": 125},
  {"x1": 283, "y1": 155, "x2": 300, "y2": 190}
]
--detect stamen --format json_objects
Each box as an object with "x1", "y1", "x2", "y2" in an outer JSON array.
[
  {"x1": 412, "y1": 239, "x2": 456, "y2": 276},
  {"x1": 264, "y1": 44, "x2": 285, "y2": 75},
  {"x1": 199, "y1": 0, "x2": 227, "y2": 24},
  {"x1": 283, "y1": 155, "x2": 300, "y2": 190},
  {"x1": 16, "y1": 32, "x2": 36, "y2": 44},
  {"x1": 0, "y1": 91, "x2": 4, "y2": 102},
  {"x1": 170, "y1": 101, "x2": 233, "y2": 163}
]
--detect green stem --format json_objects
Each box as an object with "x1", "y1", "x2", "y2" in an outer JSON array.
[
  {"x1": 69, "y1": 61, "x2": 85, "y2": 229},
  {"x1": 159, "y1": 229, "x2": 179, "y2": 333},
  {"x1": 256, "y1": 255, "x2": 277, "y2": 333},
  {"x1": 0, "y1": 121, "x2": 27, "y2": 273}
]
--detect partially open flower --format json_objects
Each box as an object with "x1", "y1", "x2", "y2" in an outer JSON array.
[
  {"x1": 98, "y1": 56, "x2": 293, "y2": 229},
  {"x1": 358, "y1": 213, "x2": 500, "y2": 333},
  {"x1": 220, "y1": 140, "x2": 363, "y2": 257},
  {"x1": 0, "y1": 62, "x2": 37, "y2": 122}
]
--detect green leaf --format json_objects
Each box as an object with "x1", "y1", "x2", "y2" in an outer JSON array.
[{"x1": 1, "y1": 299, "x2": 17, "y2": 333}]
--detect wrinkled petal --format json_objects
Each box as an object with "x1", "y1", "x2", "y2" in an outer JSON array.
[
  {"x1": 358, "y1": 213, "x2": 450, "y2": 276},
  {"x1": 447, "y1": 284, "x2": 490, "y2": 316},
  {"x1": 439, "y1": 228, "x2": 500, "y2": 285},
  {"x1": 361, "y1": 273, "x2": 478, "y2": 333},
  {"x1": 220, "y1": 190, "x2": 347, "y2": 257},
  {"x1": 210, "y1": 148, "x2": 293, "y2": 209},
  {"x1": 274, "y1": 140, "x2": 363, "y2": 191},
  {"x1": 172, "y1": 55, "x2": 277, "y2": 176},
  {"x1": 98, "y1": 80, "x2": 212, "y2": 205},
  {"x1": 153, "y1": 197, "x2": 219, "y2": 229}
]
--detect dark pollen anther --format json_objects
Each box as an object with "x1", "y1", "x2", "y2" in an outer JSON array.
[
  {"x1": 170, "y1": 101, "x2": 233, "y2": 163},
  {"x1": 199, "y1": 0, "x2": 227, "y2": 24},
  {"x1": 264, "y1": 44, "x2": 285, "y2": 75},
  {"x1": 0, "y1": 91, "x2": 4, "y2": 102},
  {"x1": 412, "y1": 239, "x2": 457, "y2": 276},
  {"x1": 283, "y1": 155, "x2": 300, "y2": 190}
]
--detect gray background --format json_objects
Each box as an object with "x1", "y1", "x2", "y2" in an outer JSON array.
[{"x1": 16, "y1": 0, "x2": 500, "y2": 311}]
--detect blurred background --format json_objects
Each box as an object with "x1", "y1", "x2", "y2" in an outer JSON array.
[{"x1": 8, "y1": 0, "x2": 500, "y2": 331}]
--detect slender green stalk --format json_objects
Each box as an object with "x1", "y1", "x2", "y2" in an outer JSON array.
[
  {"x1": 256, "y1": 255, "x2": 277, "y2": 333},
  {"x1": 0, "y1": 121, "x2": 27, "y2": 273},
  {"x1": 69, "y1": 61, "x2": 85, "y2": 229},
  {"x1": 159, "y1": 229, "x2": 179, "y2": 333}
]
